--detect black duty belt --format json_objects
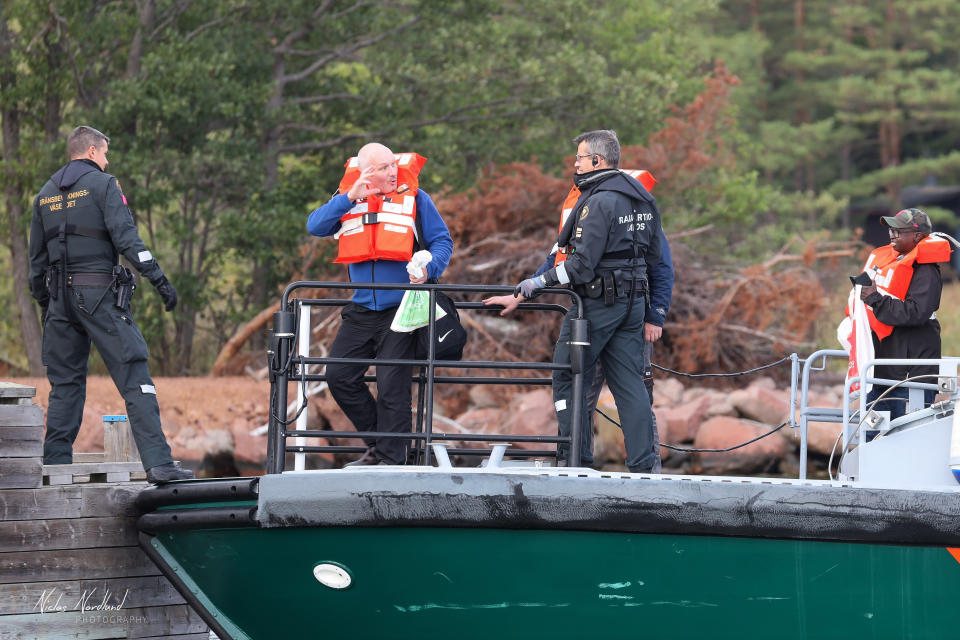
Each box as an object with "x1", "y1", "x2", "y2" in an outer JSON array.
[
  {"x1": 571, "y1": 280, "x2": 643, "y2": 294},
  {"x1": 66, "y1": 272, "x2": 115, "y2": 287},
  {"x1": 573, "y1": 272, "x2": 647, "y2": 301}
]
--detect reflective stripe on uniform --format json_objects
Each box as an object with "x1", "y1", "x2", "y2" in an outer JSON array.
[
  {"x1": 138, "y1": 250, "x2": 153, "y2": 262},
  {"x1": 140, "y1": 384, "x2": 157, "y2": 395}
]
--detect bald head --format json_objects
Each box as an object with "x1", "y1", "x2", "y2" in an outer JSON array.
[
  {"x1": 355, "y1": 142, "x2": 398, "y2": 195},
  {"x1": 357, "y1": 143, "x2": 394, "y2": 168}
]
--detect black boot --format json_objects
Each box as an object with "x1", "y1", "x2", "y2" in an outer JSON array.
[{"x1": 146, "y1": 462, "x2": 195, "y2": 484}]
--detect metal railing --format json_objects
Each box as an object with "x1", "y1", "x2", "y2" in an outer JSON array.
[
  {"x1": 265, "y1": 281, "x2": 586, "y2": 474},
  {"x1": 794, "y1": 350, "x2": 957, "y2": 479}
]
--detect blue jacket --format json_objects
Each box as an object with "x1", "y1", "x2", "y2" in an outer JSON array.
[
  {"x1": 534, "y1": 229, "x2": 673, "y2": 326},
  {"x1": 307, "y1": 190, "x2": 453, "y2": 310}
]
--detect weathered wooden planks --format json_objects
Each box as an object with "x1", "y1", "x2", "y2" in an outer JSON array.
[
  {"x1": 0, "y1": 458, "x2": 42, "y2": 490},
  {"x1": 0, "y1": 403, "x2": 43, "y2": 427},
  {"x1": 0, "y1": 426, "x2": 44, "y2": 457},
  {"x1": 0, "y1": 547, "x2": 160, "y2": 585},
  {"x1": 42, "y1": 462, "x2": 146, "y2": 486},
  {"x1": 0, "y1": 387, "x2": 208, "y2": 639},
  {"x1": 0, "y1": 483, "x2": 144, "y2": 520},
  {"x1": 104, "y1": 418, "x2": 139, "y2": 463},
  {"x1": 0, "y1": 397, "x2": 43, "y2": 490},
  {"x1": 0, "y1": 382, "x2": 36, "y2": 400},
  {"x1": 0, "y1": 604, "x2": 207, "y2": 639},
  {"x1": 0, "y1": 575, "x2": 185, "y2": 615},
  {"x1": 0, "y1": 516, "x2": 139, "y2": 553}
]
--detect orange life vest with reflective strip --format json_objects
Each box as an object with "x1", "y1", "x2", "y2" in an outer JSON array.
[
  {"x1": 333, "y1": 153, "x2": 427, "y2": 264},
  {"x1": 860, "y1": 235, "x2": 952, "y2": 339},
  {"x1": 553, "y1": 169, "x2": 657, "y2": 266}
]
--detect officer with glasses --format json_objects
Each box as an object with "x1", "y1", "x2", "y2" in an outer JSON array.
[{"x1": 512, "y1": 129, "x2": 663, "y2": 472}]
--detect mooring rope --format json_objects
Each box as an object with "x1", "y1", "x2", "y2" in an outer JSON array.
[
  {"x1": 651, "y1": 355, "x2": 791, "y2": 378},
  {"x1": 594, "y1": 356, "x2": 794, "y2": 452},
  {"x1": 594, "y1": 406, "x2": 788, "y2": 453}
]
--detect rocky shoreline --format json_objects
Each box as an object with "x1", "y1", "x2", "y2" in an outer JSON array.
[
  {"x1": 8, "y1": 374, "x2": 846, "y2": 478},
  {"x1": 452, "y1": 375, "x2": 845, "y2": 478}
]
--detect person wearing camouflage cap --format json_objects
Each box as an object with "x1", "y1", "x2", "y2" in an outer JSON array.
[{"x1": 857, "y1": 208, "x2": 952, "y2": 419}]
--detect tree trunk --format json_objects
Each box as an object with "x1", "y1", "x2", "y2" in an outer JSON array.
[
  {"x1": 126, "y1": 0, "x2": 156, "y2": 78},
  {"x1": 0, "y1": 16, "x2": 44, "y2": 376},
  {"x1": 3, "y1": 198, "x2": 44, "y2": 376},
  {"x1": 841, "y1": 142, "x2": 852, "y2": 229},
  {"x1": 174, "y1": 305, "x2": 197, "y2": 375}
]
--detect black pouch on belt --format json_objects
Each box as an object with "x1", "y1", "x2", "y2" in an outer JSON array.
[
  {"x1": 582, "y1": 277, "x2": 604, "y2": 299},
  {"x1": 602, "y1": 273, "x2": 616, "y2": 306}
]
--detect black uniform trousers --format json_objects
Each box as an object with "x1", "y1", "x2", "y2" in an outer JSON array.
[
  {"x1": 326, "y1": 303, "x2": 417, "y2": 464},
  {"x1": 554, "y1": 295, "x2": 656, "y2": 472},
  {"x1": 583, "y1": 341, "x2": 662, "y2": 472},
  {"x1": 42, "y1": 284, "x2": 173, "y2": 470}
]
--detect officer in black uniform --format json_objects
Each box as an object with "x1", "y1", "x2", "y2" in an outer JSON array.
[
  {"x1": 28, "y1": 125, "x2": 193, "y2": 484},
  {"x1": 514, "y1": 129, "x2": 661, "y2": 472}
]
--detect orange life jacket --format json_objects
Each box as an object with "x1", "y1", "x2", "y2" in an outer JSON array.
[
  {"x1": 860, "y1": 235, "x2": 952, "y2": 339},
  {"x1": 333, "y1": 153, "x2": 427, "y2": 264},
  {"x1": 553, "y1": 169, "x2": 657, "y2": 266}
]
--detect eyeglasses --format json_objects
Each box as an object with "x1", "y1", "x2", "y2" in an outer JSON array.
[
  {"x1": 575, "y1": 153, "x2": 600, "y2": 161},
  {"x1": 888, "y1": 229, "x2": 918, "y2": 238}
]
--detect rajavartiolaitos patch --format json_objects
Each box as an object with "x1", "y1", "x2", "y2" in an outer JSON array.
[{"x1": 579, "y1": 205, "x2": 589, "y2": 220}]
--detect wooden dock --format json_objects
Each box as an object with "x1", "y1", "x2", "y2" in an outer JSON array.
[{"x1": 0, "y1": 382, "x2": 209, "y2": 639}]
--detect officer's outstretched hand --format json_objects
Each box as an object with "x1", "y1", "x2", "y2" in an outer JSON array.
[
  {"x1": 154, "y1": 276, "x2": 178, "y2": 312},
  {"x1": 514, "y1": 276, "x2": 545, "y2": 299}
]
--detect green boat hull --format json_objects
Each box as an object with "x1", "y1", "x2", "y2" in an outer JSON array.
[{"x1": 149, "y1": 525, "x2": 960, "y2": 640}]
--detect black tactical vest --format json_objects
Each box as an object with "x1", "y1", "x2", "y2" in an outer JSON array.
[{"x1": 36, "y1": 161, "x2": 117, "y2": 273}]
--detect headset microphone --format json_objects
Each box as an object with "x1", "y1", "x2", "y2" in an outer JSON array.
[{"x1": 592, "y1": 155, "x2": 599, "y2": 167}]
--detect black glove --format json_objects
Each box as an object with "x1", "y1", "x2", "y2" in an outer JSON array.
[{"x1": 153, "y1": 276, "x2": 178, "y2": 312}]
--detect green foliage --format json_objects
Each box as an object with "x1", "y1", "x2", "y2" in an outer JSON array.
[
  {"x1": 5, "y1": 0, "x2": 960, "y2": 373},
  {"x1": 0, "y1": 247, "x2": 28, "y2": 372}
]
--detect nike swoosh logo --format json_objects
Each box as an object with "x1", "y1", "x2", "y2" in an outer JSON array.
[{"x1": 438, "y1": 329, "x2": 454, "y2": 342}]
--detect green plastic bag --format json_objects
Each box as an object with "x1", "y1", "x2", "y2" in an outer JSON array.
[{"x1": 390, "y1": 289, "x2": 447, "y2": 333}]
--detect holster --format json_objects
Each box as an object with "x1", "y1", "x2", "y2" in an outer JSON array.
[
  {"x1": 112, "y1": 265, "x2": 137, "y2": 310},
  {"x1": 612, "y1": 270, "x2": 648, "y2": 302},
  {"x1": 45, "y1": 265, "x2": 60, "y2": 300}
]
